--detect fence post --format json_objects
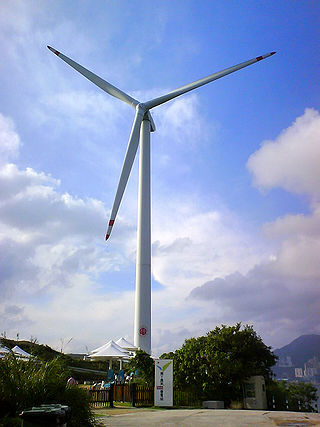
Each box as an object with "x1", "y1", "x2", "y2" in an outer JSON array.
[
  {"x1": 109, "y1": 383, "x2": 114, "y2": 408},
  {"x1": 130, "y1": 382, "x2": 136, "y2": 407}
]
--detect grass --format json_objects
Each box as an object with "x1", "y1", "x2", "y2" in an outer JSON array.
[{"x1": 0, "y1": 355, "x2": 95, "y2": 427}]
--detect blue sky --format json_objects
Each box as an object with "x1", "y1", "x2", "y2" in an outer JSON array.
[{"x1": 0, "y1": 1, "x2": 319, "y2": 355}]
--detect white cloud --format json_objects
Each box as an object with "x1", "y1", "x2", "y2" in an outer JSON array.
[
  {"x1": 151, "y1": 195, "x2": 269, "y2": 297},
  {"x1": 247, "y1": 108, "x2": 320, "y2": 281},
  {"x1": 247, "y1": 108, "x2": 320, "y2": 199},
  {"x1": 37, "y1": 90, "x2": 127, "y2": 132},
  {"x1": 188, "y1": 264, "x2": 320, "y2": 348},
  {"x1": 154, "y1": 93, "x2": 215, "y2": 147},
  {"x1": 187, "y1": 109, "x2": 320, "y2": 348},
  {"x1": 0, "y1": 158, "x2": 137, "y2": 350},
  {"x1": 0, "y1": 114, "x2": 20, "y2": 163},
  {"x1": 263, "y1": 204, "x2": 320, "y2": 280}
]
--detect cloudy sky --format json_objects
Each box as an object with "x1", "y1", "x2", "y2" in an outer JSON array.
[{"x1": 0, "y1": 1, "x2": 319, "y2": 356}]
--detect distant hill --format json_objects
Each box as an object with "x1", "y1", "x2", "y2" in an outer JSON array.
[{"x1": 274, "y1": 334, "x2": 320, "y2": 367}]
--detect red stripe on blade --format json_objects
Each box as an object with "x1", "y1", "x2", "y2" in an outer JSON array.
[{"x1": 109, "y1": 220, "x2": 114, "y2": 226}]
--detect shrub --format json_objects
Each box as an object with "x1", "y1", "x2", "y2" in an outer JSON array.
[{"x1": 266, "y1": 380, "x2": 318, "y2": 412}]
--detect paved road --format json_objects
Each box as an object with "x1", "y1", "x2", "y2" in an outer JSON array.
[{"x1": 97, "y1": 409, "x2": 320, "y2": 426}]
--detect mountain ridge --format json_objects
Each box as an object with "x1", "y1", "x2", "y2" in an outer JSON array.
[{"x1": 274, "y1": 334, "x2": 320, "y2": 367}]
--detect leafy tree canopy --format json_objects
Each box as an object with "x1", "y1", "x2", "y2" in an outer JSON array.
[
  {"x1": 126, "y1": 349, "x2": 154, "y2": 386},
  {"x1": 161, "y1": 323, "x2": 277, "y2": 402}
]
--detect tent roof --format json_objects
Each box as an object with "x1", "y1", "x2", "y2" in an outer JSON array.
[
  {"x1": 115, "y1": 337, "x2": 137, "y2": 351},
  {"x1": 0, "y1": 345, "x2": 10, "y2": 354},
  {"x1": 90, "y1": 339, "x2": 128, "y2": 355},
  {"x1": 90, "y1": 342, "x2": 128, "y2": 360},
  {"x1": 12, "y1": 345, "x2": 32, "y2": 358}
]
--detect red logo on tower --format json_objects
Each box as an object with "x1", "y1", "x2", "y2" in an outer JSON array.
[{"x1": 139, "y1": 327, "x2": 147, "y2": 336}]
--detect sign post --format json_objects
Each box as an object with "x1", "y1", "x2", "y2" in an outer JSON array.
[{"x1": 154, "y1": 359, "x2": 173, "y2": 407}]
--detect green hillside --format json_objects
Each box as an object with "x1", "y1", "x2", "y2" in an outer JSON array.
[{"x1": 0, "y1": 338, "x2": 112, "y2": 381}]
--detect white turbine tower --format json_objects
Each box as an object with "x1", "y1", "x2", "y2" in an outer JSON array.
[{"x1": 48, "y1": 46, "x2": 275, "y2": 354}]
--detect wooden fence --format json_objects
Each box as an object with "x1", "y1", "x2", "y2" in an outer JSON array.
[
  {"x1": 89, "y1": 389, "x2": 113, "y2": 408},
  {"x1": 133, "y1": 385, "x2": 154, "y2": 406},
  {"x1": 113, "y1": 384, "x2": 131, "y2": 403},
  {"x1": 89, "y1": 384, "x2": 154, "y2": 407},
  {"x1": 89, "y1": 384, "x2": 201, "y2": 408}
]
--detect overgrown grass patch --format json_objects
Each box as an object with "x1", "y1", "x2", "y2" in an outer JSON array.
[{"x1": 0, "y1": 355, "x2": 95, "y2": 427}]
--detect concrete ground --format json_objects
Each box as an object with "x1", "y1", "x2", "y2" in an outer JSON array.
[{"x1": 94, "y1": 408, "x2": 320, "y2": 426}]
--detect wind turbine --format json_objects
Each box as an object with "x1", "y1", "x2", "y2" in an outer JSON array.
[{"x1": 48, "y1": 45, "x2": 275, "y2": 354}]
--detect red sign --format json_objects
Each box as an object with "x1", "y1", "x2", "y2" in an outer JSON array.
[{"x1": 139, "y1": 327, "x2": 147, "y2": 336}]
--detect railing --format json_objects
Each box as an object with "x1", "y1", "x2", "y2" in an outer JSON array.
[
  {"x1": 89, "y1": 384, "x2": 154, "y2": 407},
  {"x1": 89, "y1": 384, "x2": 201, "y2": 408},
  {"x1": 89, "y1": 389, "x2": 113, "y2": 407},
  {"x1": 174, "y1": 388, "x2": 201, "y2": 407}
]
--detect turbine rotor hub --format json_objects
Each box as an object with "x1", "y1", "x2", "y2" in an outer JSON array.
[{"x1": 137, "y1": 102, "x2": 148, "y2": 114}]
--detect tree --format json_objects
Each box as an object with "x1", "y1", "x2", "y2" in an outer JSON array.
[
  {"x1": 126, "y1": 350, "x2": 155, "y2": 386},
  {"x1": 165, "y1": 323, "x2": 277, "y2": 403},
  {"x1": 288, "y1": 382, "x2": 318, "y2": 412}
]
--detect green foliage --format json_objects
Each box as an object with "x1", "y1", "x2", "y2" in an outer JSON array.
[
  {"x1": 0, "y1": 355, "x2": 94, "y2": 427},
  {"x1": 0, "y1": 337, "x2": 111, "y2": 383},
  {"x1": 0, "y1": 416, "x2": 21, "y2": 427},
  {"x1": 288, "y1": 382, "x2": 318, "y2": 412},
  {"x1": 267, "y1": 380, "x2": 318, "y2": 412},
  {"x1": 160, "y1": 351, "x2": 175, "y2": 360},
  {"x1": 0, "y1": 338, "x2": 65, "y2": 363},
  {"x1": 166, "y1": 323, "x2": 277, "y2": 404},
  {"x1": 266, "y1": 379, "x2": 287, "y2": 410},
  {"x1": 63, "y1": 386, "x2": 94, "y2": 426},
  {"x1": 126, "y1": 350, "x2": 155, "y2": 386}
]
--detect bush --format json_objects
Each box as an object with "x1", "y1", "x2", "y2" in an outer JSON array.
[
  {"x1": 0, "y1": 355, "x2": 95, "y2": 427},
  {"x1": 266, "y1": 380, "x2": 318, "y2": 412},
  {"x1": 0, "y1": 416, "x2": 21, "y2": 427}
]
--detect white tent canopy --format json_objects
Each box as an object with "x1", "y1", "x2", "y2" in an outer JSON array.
[
  {"x1": 90, "y1": 342, "x2": 128, "y2": 359},
  {"x1": 90, "y1": 341, "x2": 129, "y2": 369},
  {"x1": 12, "y1": 345, "x2": 32, "y2": 358},
  {"x1": 0, "y1": 345, "x2": 11, "y2": 355},
  {"x1": 90, "y1": 339, "x2": 128, "y2": 355},
  {"x1": 115, "y1": 337, "x2": 137, "y2": 351},
  {"x1": 0, "y1": 345, "x2": 32, "y2": 359}
]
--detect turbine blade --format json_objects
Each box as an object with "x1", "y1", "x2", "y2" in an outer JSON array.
[
  {"x1": 144, "y1": 52, "x2": 276, "y2": 110},
  {"x1": 47, "y1": 45, "x2": 139, "y2": 108},
  {"x1": 105, "y1": 106, "x2": 145, "y2": 240}
]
